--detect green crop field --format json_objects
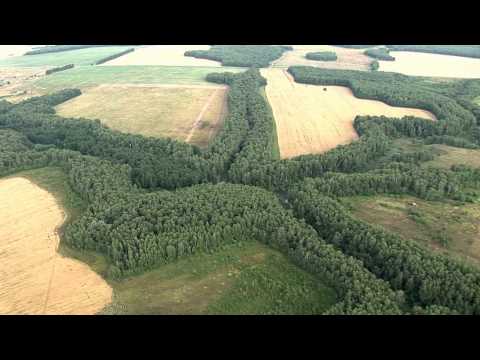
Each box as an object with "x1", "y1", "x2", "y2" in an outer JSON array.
[
  {"x1": 32, "y1": 65, "x2": 244, "y2": 92},
  {"x1": 0, "y1": 46, "x2": 134, "y2": 67}
]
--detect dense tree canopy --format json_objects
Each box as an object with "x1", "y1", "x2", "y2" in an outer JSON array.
[
  {"x1": 305, "y1": 52, "x2": 337, "y2": 61},
  {"x1": 46, "y1": 64, "x2": 74, "y2": 75},
  {"x1": 185, "y1": 46, "x2": 291, "y2": 68},
  {"x1": 365, "y1": 48, "x2": 395, "y2": 61}
]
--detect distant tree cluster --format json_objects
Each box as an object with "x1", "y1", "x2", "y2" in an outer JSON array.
[
  {"x1": 94, "y1": 48, "x2": 135, "y2": 65},
  {"x1": 364, "y1": 47, "x2": 395, "y2": 61},
  {"x1": 370, "y1": 60, "x2": 379, "y2": 71},
  {"x1": 45, "y1": 64, "x2": 74, "y2": 75},
  {"x1": 184, "y1": 45, "x2": 291, "y2": 68},
  {"x1": 25, "y1": 45, "x2": 113, "y2": 55},
  {"x1": 305, "y1": 52, "x2": 337, "y2": 61}
]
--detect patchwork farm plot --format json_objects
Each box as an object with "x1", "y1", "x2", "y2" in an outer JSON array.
[
  {"x1": 3, "y1": 45, "x2": 480, "y2": 315},
  {"x1": 261, "y1": 68, "x2": 436, "y2": 158},
  {"x1": 56, "y1": 84, "x2": 228, "y2": 147},
  {"x1": 379, "y1": 51, "x2": 480, "y2": 79},
  {"x1": 0, "y1": 177, "x2": 112, "y2": 315}
]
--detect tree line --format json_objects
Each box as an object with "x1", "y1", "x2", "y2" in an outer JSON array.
[
  {"x1": 2, "y1": 64, "x2": 480, "y2": 314},
  {"x1": 94, "y1": 48, "x2": 135, "y2": 65},
  {"x1": 386, "y1": 45, "x2": 480, "y2": 59},
  {"x1": 364, "y1": 48, "x2": 395, "y2": 61},
  {"x1": 25, "y1": 45, "x2": 112, "y2": 56},
  {"x1": 46, "y1": 64, "x2": 74, "y2": 75},
  {"x1": 288, "y1": 180, "x2": 480, "y2": 314},
  {"x1": 305, "y1": 52, "x2": 337, "y2": 61}
]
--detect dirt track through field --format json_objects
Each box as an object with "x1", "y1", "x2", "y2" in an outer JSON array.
[
  {"x1": 0, "y1": 177, "x2": 112, "y2": 315},
  {"x1": 261, "y1": 68, "x2": 436, "y2": 159},
  {"x1": 56, "y1": 84, "x2": 228, "y2": 147},
  {"x1": 186, "y1": 88, "x2": 221, "y2": 143}
]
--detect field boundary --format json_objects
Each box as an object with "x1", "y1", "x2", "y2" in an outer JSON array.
[{"x1": 186, "y1": 88, "x2": 221, "y2": 143}]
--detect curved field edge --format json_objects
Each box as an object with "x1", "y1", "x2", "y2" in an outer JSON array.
[
  {"x1": 0, "y1": 172, "x2": 112, "y2": 314},
  {"x1": 3, "y1": 68, "x2": 480, "y2": 316},
  {"x1": 1, "y1": 167, "x2": 337, "y2": 315}
]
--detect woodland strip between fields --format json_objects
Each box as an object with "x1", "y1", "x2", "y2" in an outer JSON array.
[{"x1": 2, "y1": 63, "x2": 480, "y2": 314}]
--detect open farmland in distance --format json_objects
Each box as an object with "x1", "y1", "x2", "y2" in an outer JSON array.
[
  {"x1": 55, "y1": 84, "x2": 228, "y2": 147},
  {"x1": 379, "y1": 51, "x2": 480, "y2": 79},
  {"x1": 0, "y1": 46, "x2": 135, "y2": 67},
  {"x1": 32, "y1": 65, "x2": 243, "y2": 92},
  {"x1": 0, "y1": 176, "x2": 112, "y2": 315},
  {"x1": 261, "y1": 68, "x2": 436, "y2": 159},
  {"x1": 101, "y1": 45, "x2": 222, "y2": 67},
  {"x1": 271, "y1": 45, "x2": 372, "y2": 71}
]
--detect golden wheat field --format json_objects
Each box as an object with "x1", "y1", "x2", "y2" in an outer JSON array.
[
  {"x1": 379, "y1": 51, "x2": 480, "y2": 79},
  {"x1": 99, "y1": 45, "x2": 222, "y2": 67},
  {"x1": 261, "y1": 68, "x2": 436, "y2": 159},
  {"x1": 271, "y1": 45, "x2": 372, "y2": 71},
  {"x1": 0, "y1": 177, "x2": 112, "y2": 315},
  {"x1": 55, "y1": 84, "x2": 228, "y2": 147}
]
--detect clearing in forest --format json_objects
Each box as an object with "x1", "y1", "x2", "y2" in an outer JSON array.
[
  {"x1": 379, "y1": 51, "x2": 480, "y2": 79},
  {"x1": 55, "y1": 84, "x2": 228, "y2": 147},
  {"x1": 101, "y1": 45, "x2": 222, "y2": 67},
  {"x1": 100, "y1": 242, "x2": 336, "y2": 315},
  {"x1": 343, "y1": 194, "x2": 480, "y2": 268},
  {"x1": 0, "y1": 177, "x2": 112, "y2": 315},
  {"x1": 271, "y1": 45, "x2": 372, "y2": 71},
  {"x1": 261, "y1": 68, "x2": 436, "y2": 159}
]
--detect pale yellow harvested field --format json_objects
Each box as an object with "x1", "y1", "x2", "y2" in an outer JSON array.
[
  {"x1": 262, "y1": 68, "x2": 436, "y2": 159},
  {"x1": 55, "y1": 84, "x2": 228, "y2": 147},
  {"x1": 0, "y1": 177, "x2": 112, "y2": 315},
  {"x1": 0, "y1": 45, "x2": 36, "y2": 59},
  {"x1": 100, "y1": 45, "x2": 222, "y2": 67},
  {"x1": 379, "y1": 51, "x2": 480, "y2": 79},
  {"x1": 271, "y1": 45, "x2": 372, "y2": 71},
  {"x1": 0, "y1": 67, "x2": 45, "y2": 102}
]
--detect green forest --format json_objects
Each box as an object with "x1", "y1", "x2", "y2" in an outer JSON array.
[
  {"x1": 364, "y1": 48, "x2": 395, "y2": 61},
  {"x1": 2, "y1": 61, "x2": 480, "y2": 314},
  {"x1": 305, "y1": 52, "x2": 337, "y2": 61},
  {"x1": 184, "y1": 45, "x2": 292, "y2": 67}
]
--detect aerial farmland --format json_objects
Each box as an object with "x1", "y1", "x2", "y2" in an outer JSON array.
[{"x1": 2, "y1": 44, "x2": 480, "y2": 315}]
